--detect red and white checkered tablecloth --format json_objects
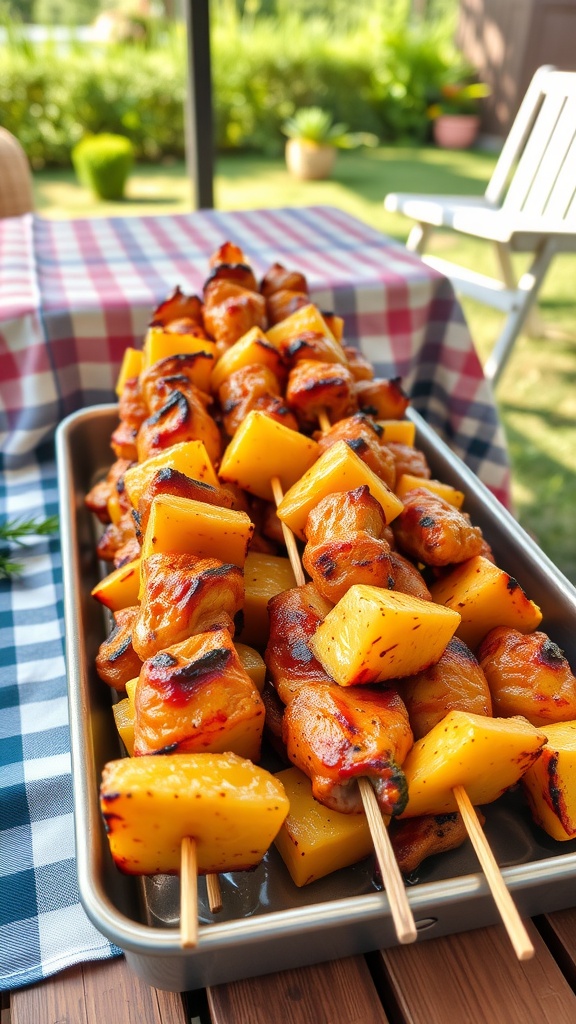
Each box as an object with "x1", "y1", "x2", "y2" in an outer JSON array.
[{"x1": 0, "y1": 205, "x2": 510, "y2": 503}]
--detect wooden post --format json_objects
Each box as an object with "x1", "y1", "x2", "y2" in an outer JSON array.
[{"x1": 183, "y1": 0, "x2": 214, "y2": 209}]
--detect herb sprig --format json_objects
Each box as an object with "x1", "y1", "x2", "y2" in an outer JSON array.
[{"x1": 0, "y1": 515, "x2": 59, "y2": 579}]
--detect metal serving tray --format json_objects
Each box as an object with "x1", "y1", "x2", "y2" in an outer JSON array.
[{"x1": 56, "y1": 403, "x2": 576, "y2": 993}]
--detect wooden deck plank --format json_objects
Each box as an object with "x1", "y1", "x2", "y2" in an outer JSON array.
[
  {"x1": 207, "y1": 955, "x2": 390, "y2": 1024},
  {"x1": 374, "y1": 923, "x2": 576, "y2": 1024},
  {"x1": 537, "y1": 908, "x2": 576, "y2": 988},
  {"x1": 9, "y1": 957, "x2": 189, "y2": 1024}
]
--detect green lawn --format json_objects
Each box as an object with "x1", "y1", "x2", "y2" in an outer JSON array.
[{"x1": 32, "y1": 148, "x2": 576, "y2": 584}]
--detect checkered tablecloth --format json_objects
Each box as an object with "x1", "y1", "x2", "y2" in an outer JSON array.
[{"x1": 0, "y1": 205, "x2": 511, "y2": 990}]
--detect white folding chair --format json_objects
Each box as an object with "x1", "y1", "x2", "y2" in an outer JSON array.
[{"x1": 385, "y1": 66, "x2": 576, "y2": 385}]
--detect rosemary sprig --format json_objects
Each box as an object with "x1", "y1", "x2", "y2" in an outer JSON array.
[{"x1": 0, "y1": 514, "x2": 59, "y2": 579}]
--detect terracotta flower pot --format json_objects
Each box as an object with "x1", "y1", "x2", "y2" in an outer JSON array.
[
  {"x1": 433, "y1": 114, "x2": 480, "y2": 150},
  {"x1": 285, "y1": 139, "x2": 337, "y2": 180}
]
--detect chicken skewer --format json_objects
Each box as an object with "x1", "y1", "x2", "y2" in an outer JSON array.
[
  {"x1": 293, "y1": 481, "x2": 540, "y2": 960},
  {"x1": 218, "y1": 410, "x2": 418, "y2": 943}
]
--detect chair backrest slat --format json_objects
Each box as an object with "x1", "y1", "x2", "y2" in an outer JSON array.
[
  {"x1": 504, "y1": 94, "x2": 576, "y2": 216},
  {"x1": 488, "y1": 67, "x2": 576, "y2": 224}
]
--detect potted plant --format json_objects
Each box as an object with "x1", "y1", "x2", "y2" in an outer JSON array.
[
  {"x1": 428, "y1": 78, "x2": 491, "y2": 149},
  {"x1": 282, "y1": 107, "x2": 378, "y2": 180}
]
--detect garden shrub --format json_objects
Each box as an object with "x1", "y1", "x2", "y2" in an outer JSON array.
[
  {"x1": 71, "y1": 133, "x2": 134, "y2": 199},
  {"x1": 0, "y1": 8, "x2": 464, "y2": 166}
]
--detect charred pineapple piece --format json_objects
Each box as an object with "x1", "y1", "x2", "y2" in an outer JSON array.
[
  {"x1": 399, "y1": 710, "x2": 547, "y2": 817},
  {"x1": 310, "y1": 584, "x2": 460, "y2": 686},
  {"x1": 276, "y1": 440, "x2": 403, "y2": 541},
  {"x1": 522, "y1": 721, "x2": 576, "y2": 841},
  {"x1": 430, "y1": 555, "x2": 543, "y2": 651},
  {"x1": 140, "y1": 493, "x2": 254, "y2": 568},
  {"x1": 100, "y1": 752, "x2": 289, "y2": 875},
  {"x1": 91, "y1": 558, "x2": 141, "y2": 612},
  {"x1": 274, "y1": 766, "x2": 374, "y2": 886},
  {"x1": 219, "y1": 409, "x2": 320, "y2": 503}
]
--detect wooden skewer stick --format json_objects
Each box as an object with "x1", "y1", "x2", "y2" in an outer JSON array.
[
  {"x1": 453, "y1": 785, "x2": 534, "y2": 961},
  {"x1": 180, "y1": 836, "x2": 199, "y2": 948},
  {"x1": 206, "y1": 872, "x2": 223, "y2": 914},
  {"x1": 270, "y1": 474, "x2": 416, "y2": 946},
  {"x1": 270, "y1": 477, "x2": 306, "y2": 587},
  {"x1": 318, "y1": 409, "x2": 332, "y2": 434},
  {"x1": 358, "y1": 777, "x2": 417, "y2": 944}
]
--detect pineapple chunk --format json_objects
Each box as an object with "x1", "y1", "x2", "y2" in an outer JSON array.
[
  {"x1": 106, "y1": 491, "x2": 123, "y2": 525},
  {"x1": 143, "y1": 326, "x2": 217, "y2": 369},
  {"x1": 123, "y1": 440, "x2": 219, "y2": 509},
  {"x1": 234, "y1": 642, "x2": 266, "y2": 692},
  {"x1": 429, "y1": 555, "x2": 543, "y2": 651},
  {"x1": 91, "y1": 558, "x2": 141, "y2": 611},
  {"x1": 276, "y1": 440, "x2": 404, "y2": 541},
  {"x1": 238, "y1": 551, "x2": 297, "y2": 648},
  {"x1": 274, "y1": 766, "x2": 374, "y2": 886},
  {"x1": 112, "y1": 698, "x2": 135, "y2": 756},
  {"x1": 140, "y1": 494, "x2": 254, "y2": 567},
  {"x1": 267, "y1": 304, "x2": 346, "y2": 365},
  {"x1": 395, "y1": 474, "x2": 465, "y2": 509},
  {"x1": 376, "y1": 419, "x2": 416, "y2": 446},
  {"x1": 522, "y1": 721, "x2": 576, "y2": 841},
  {"x1": 400, "y1": 710, "x2": 547, "y2": 817},
  {"x1": 115, "y1": 347, "x2": 144, "y2": 396},
  {"x1": 100, "y1": 752, "x2": 290, "y2": 875},
  {"x1": 210, "y1": 326, "x2": 284, "y2": 394},
  {"x1": 320, "y1": 312, "x2": 344, "y2": 342},
  {"x1": 310, "y1": 584, "x2": 460, "y2": 686},
  {"x1": 219, "y1": 410, "x2": 320, "y2": 503}
]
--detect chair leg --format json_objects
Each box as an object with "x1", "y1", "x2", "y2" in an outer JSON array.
[
  {"x1": 484, "y1": 241, "x2": 556, "y2": 386},
  {"x1": 494, "y1": 242, "x2": 545, "y2": 337},
  {"x1": 406, "y1": 223, "x2": 433, "y2": 254}
]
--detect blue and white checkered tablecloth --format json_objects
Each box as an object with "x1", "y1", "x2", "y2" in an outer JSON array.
[{"x1": 0, "y1": 206, "x2": 512, "y2": 991}]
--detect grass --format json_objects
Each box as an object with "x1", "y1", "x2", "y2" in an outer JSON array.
[{"x1": 32, "y1": 147, "x2": 576, "y2": 584}]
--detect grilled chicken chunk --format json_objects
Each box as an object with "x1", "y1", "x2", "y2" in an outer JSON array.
[
  {"x1": 282, "y1": 682, "x2": 413, "y2": 815},
  {"x1": 133, "y1": 628, "x2": 265, "y2": 760},
  {"x1": 303, "y1": 486, "x2": 394, "y2": 604},
  {"x1": 136, "y1": 467, "x2": 235, "y2": 541},
  {"x1": 280, "y1": 330, "x2": 345, "y2": 368},
  {"x1": 85, "y1": 458, "x2": 133, "y2": 524},
  {"x1": 96, "y1": 509, "x2": 140, "y2": 567},
  {"x1": 96, "y1": 606, "x2": 143, "y2": 691},
  {"x1": 133, "y1": 552, "x2": 244, "y2": 660},
  {"x1": 260, "y1": 262, "x2": 308, "y2": 298},
  {"x1": 136, "y1": 388, "x2": 222, "y2": 467},
  {"x1": 149, "y1": 286, "x2": 204, "y2": 329},
  {"x1": 286, "y1": 359, "x2": 357, "y2": 428},
  {"x1": 203, "y1": 279, "x2": 267, "y2": 352},
  {"x1": 265, "y1": 583, "x2": 334, "y2": 705},
  {"x1": 218, "y1": 364, "x2": 298, "y2": 435},
  {"x1": 390, "y1": 810, "x2": 484, "y2": 876},
  {"x1": 110, "y1": 377, "x2": 149, "y2": 460},
  {"x1": 386, "y1": 441, "x2": 431, "y2": 482},
  {"x1": 342, "y1": 346, "x2": 375, "y2": 381},
  {"x1": 354, "y1": 376, "x2": 409, "y2": 420},
  {"x1": 478, "y1": 626, "x2": 576, "y2": 726},
  {"x1": 140, "y1": 354, "x2": 214, "y2": 409},
  {"x1": 392, "y1": 487, "x2": 485, "y2": 566},
  {"x1": 402, "y1": 636, "x2": 492, "y2": 739},
  {"x1": 266, "y1": 289, "x2": 310, "y2": 326}
]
